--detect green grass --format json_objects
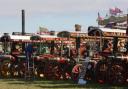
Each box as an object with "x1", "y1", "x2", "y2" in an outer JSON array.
[{"x1": 0, "y1": 79, "x2": 127, "y2": 89}]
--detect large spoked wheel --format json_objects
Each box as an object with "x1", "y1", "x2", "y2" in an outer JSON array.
[
  {"x1": 108, "y1": 60, "x2": 126, "y2": 85},
  {"x1": 36, "y1": 61, "x2": 46, "y2": 78},
  {"x1": 36, "y1": 67, "x2": 45, "y2": 78},
  {"x1": 95, "y1": 60, "x2": 109, "y2": 84},
  {"x1": 12, "y1": 61, "x2": 26, "y2": 78},
  {"x1": 52, "y1": 65, "x2": 62, "y2": 80},
  {"x1": 0, "y1": 61, "x2": 11, "y2": 78},
  {"x1": 10, "y1": 63, "x2": 19, "y2": 78},
  {"x1": 36, "y1": 55, "x2": 56, "y2": 79},
  {"x1": 44, "y1": 62, "x2": 55, "y2": 79}
]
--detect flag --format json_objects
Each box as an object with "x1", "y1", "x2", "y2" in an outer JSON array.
[
  {"x1": 109, "y1": 8, "x2": 117, "y2": 15},
  {"x1": 115, "y1": 7, "x2": 123, "y2": 13},
  {"x1": 109, "y1": 7, "x2": 123, "y2": 16}
]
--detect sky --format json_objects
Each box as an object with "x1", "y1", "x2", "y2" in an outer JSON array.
[{"x1": 0, "y1": 0, "x2": 127, "y2": 34}]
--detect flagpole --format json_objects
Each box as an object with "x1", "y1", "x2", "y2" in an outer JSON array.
[{"x1": 97, "y1": 12, "x2": 100, "y2": 27}]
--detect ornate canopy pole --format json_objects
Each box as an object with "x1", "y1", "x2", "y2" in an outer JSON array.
[
  {"x1": 57, "y1": 31, "x2": 70, "y2": 57},
  {"x1": 75, "y1": 24, "x2": 81, "y2": 62},
  {"x1": 50, "y1": 31, "x2": 55, "y2": 55}
]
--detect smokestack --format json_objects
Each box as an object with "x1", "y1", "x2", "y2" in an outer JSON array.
[
  {"x1": 75, "y1": 24, "x2": 81, "y2": 31},
  {"x1": 22, "y1": 10, "x2": 25, "y2": 35}
]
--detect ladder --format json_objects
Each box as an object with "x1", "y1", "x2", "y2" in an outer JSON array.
[{"x1": 25, "y1": 53, "x2": 35, "y2": 80}]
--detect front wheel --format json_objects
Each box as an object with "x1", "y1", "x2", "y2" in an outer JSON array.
[{"x1": 1, "y1": 62, "x2": 11, "y2": 78}]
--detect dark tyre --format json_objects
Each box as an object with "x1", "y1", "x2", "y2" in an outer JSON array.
[
  {"x1": 108, "y1": 60, "x2": 126, "y2": 85},
  {"x1": 1, "y1": 61, "x2": 11, "y2": 78},
  {"x1": 95, "y1": 60, "x2": 109, "y2": 84}
]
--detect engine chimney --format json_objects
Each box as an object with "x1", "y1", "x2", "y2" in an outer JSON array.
[{"x1": 22, "y1": 10, "x2": 25, "y2": 35}]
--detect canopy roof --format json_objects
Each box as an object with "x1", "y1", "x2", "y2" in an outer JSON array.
[
  {"x1": 100, "y1": 27, "x2": 126, "y2": 33},
  {"x1": 88, "y1": 26, "x2": 126, "y2": 36}
]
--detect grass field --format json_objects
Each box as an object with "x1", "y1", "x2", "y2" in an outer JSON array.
[{"x1": 0, "y1": 79, "x2": 127, "y2": 89}]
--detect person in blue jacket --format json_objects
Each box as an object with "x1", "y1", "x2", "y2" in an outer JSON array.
[{"x1": 25, "y1": 43, "x2": 33, "y2": 61}]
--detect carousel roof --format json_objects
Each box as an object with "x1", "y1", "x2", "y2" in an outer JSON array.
[
  {"x1": 99, "y1": 27, "x2": 126, "y2": 33},
  {"x1": 10, "y1": 35, "x2": 30, "y2": 40},
  {"x1": 40, "y1": 35, "x2": 57, "y2": 38},
  {"x1": 9, "y1": 34, "x2": 58, "y2": 41}
]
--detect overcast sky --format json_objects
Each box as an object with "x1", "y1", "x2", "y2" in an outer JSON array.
[{"x1": 0, "y1": 0, "x2": 127, "y2": 33}]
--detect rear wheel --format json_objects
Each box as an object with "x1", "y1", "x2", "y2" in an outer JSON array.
[
  {"x1": 108, "y1": 60, "x2": 126, "y2": 85},
  {"x1": 95, "y1": 60, "x2": 108, "y2": 84}
]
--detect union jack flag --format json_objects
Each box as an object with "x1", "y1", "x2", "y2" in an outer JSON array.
[
  {"x1": 109, "y1": 7, "x2": 123, "y2": 15},
  {"x1": 115, "y1": 7, "x2": 123, "y2": 13},
  {"x1": 109, "y1": 8, "x2": 117, "y2": 15}
]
